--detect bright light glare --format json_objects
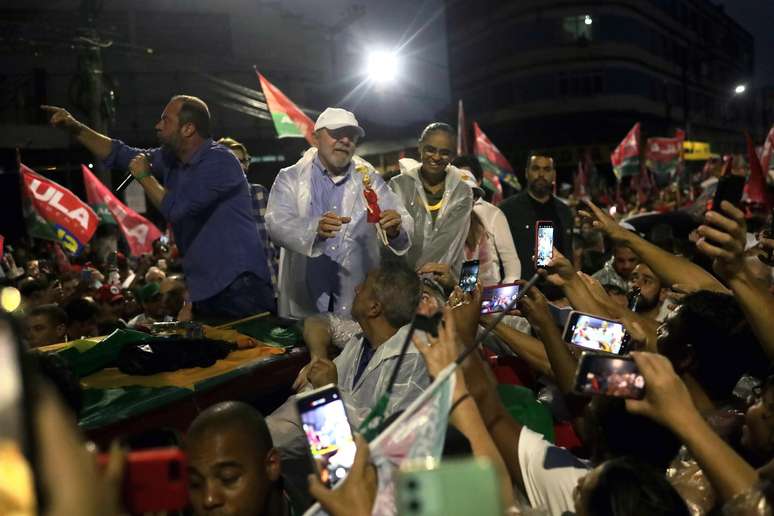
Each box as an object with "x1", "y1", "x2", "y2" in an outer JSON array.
[
  {"x1": 1, "y1": 287, "x2": 21, "y2": 312},
  {"x1": 365, "y1": 49, "x2": 400, "y2": 83},
  {"x1": 734, "y1": 84, "x2": 747, "y2": 95},
  {"x1": 584, "y1": 15, "x2": 593, "y2": 25}
]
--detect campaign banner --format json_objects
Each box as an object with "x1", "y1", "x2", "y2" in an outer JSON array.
[
  {"x1": 645, "y1": 137, "x2": 682, "y2": 185},
  {"x1": 20, "y1": 164, "x2": 98, "y2": 254},
  {"x1": 82, "y1": 165, "x2": 162, "y2": 256}
]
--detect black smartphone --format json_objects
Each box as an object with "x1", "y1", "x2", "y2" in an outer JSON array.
[
  {"x1": 535, "y1": 220, "x2": 554, "y2": 267},
  {"x1": 562, "y1": 311, "x2": 631, "y2": 355},
  {"x1": 0, "y1": 313, "x2": 40, "y2": 512},
  {"x1": 458, "y1": 260, "x2": 480, "y2": 293},
  {"x1": 480, "y1": 283, "x2": 521, "y2": 314},
  {"x1": 413, "y1": 312, "x2": 443, "y2": 338},
  {"x1": 574, "y1": 352, "x2": 645, "y2": 399},
  {"x1": 296, "y1": 384, "x2": 356, "y2": 488},
  {"x1": 711, "y1": 174, "x2": 746, "y2": 211}
]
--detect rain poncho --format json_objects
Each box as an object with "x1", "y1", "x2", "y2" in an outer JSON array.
[
  {"x1": 265, "y1": 148, "x2": 413, "y2": 319},
  {"x1": 389, "y1": 158, "x2": 473, "y2": 273}
]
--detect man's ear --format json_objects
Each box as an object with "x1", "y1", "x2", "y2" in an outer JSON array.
[
  {"x1": 312, "y1": 130, "x2": 320, "y2": 148},
  {"x1": 265, "y1": 447, "x2": 281, "y2": 482},
  {"x1": 367, "y1": 299, "x2": 383, "y2": 319},
  {"x1": 181, "y1": 123, "x2": 196, "y2": 138}
]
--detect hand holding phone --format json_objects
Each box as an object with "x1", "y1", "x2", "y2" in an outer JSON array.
[
  {"x1": 480, "y1": 283, "x2": 521, "y2": 314},
  {"x1": 573, "y1": 352, "x2": 645, "y2": 399},
  {"x1": 97, "y1": 447, "x2": 188, "y2": 514},
  {"x1": 711, "y1": 174, "x2": 745, "y2": 211},
  {"x1": 297, "y1": 385, "x2": 356, "y2": 487},
  {"x1": 563, "y1": 311, "x2": 631, "y2": 355},
  {"x1": 458, "y1": 260, "x2": 480, "y2": 293},
  {"x1": 535, "y1": 221, "x2": 554, "y2": 267}
]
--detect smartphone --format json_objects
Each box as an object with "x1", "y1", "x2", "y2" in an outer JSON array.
[
  {"x1": 458, "y1": 260, "x2": 480, "y2": 293},
  {"x1": 562, "y1": 311, "x2": 631, "y2": 355},
  {"x1": 97, "y1": 447, "x2": 188, "y2": 514},
  {"x1": 397, "y1": 458, "x2": 503, "y2": 516},
  {"x1": 480, "y1": 283, "x2": 521, "y2": 314},
  {"x1": 535, "y1": 220, "x2": 554, "y2": 267},
  {"x1": 413, "y1": 312, "x2": 443, "y2": 338},
  {"x1": 0, "y1": 314, "x2": 39, "y2": 514},
  {"x1": 573, "y1": 352, "x2": 645, "y2": 399},
  {"x1": 296, "y1": 384, "x2": 356, "y2": 487},
  {"x1": 711, "y1": 174, "x2": 745, "y2": 211}
]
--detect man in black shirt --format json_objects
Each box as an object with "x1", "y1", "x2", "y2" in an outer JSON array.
[{"x1": 499, "y1": 153, "x2": 574, "y2": 279}]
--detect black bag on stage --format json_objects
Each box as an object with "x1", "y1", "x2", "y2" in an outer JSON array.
[{"x1": 116, "y1": 338, "x2": 234, "y2": 375}]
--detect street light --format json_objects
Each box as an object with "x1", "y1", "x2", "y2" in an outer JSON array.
[
  {"x1": 734, "y1": 84, "x2": 747, "y2": 95},
  {"x1": 365, "y1": 49, "x2": 400, "y2": 83},
  {"x1": 584, "y1": 15, "x2": 593, "y2": 25}
]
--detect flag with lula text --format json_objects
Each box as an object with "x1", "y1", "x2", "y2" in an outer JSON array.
[
  {"x1": 257, "y1": 70, "x2": 315, "y2": 146},
  {"x1": 611, "y1": 122, "x2": 641, "y2": 180},
  {"x1": 82, "y1": 165, "x2": 162, "y2": 256},
  {"x1": 645, "y1": 136, "x2": 682, "y2": 186},
  {"x1": 20, "y1": 164, "x2": 99, "y2": 255}
]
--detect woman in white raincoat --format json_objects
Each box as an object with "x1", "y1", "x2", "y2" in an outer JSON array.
[{"x1": 388, "y1": 122, "x2": 474, "y2": 274}]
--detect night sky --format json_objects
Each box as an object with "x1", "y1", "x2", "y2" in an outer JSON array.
[{"x1": 718, "y1": 0, "x2": 774, "y2": 86}]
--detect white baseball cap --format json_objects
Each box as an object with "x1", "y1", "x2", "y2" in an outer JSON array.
[{"x1": 314, "y1": 107, "x2": 365, "y2": 138}]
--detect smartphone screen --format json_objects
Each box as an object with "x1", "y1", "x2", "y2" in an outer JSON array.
[
  {"x1": 296, "y1": 385, "x2": 356, "y2": 487},
  {"x1": 563, "y1": 312, "x2": 629, "y2": 355},
  {"x1": 458, "y1": 260, "x2": 480, "y2": 293},
  {"x1": 535, "y1": 221, "x2": 554, "y2": 267},
  {"x1": 711, "y1": 174, "x2": 745, "y2": 211},
  {"x1": 0, "y1": 317, "x2": 37, "y2": 512},
  {"x1": 480, "y1": 283, "x2": 521, "y2": 314},
  {"x1": 574, "y1": 352, "x2": 645, "y2": 399}
]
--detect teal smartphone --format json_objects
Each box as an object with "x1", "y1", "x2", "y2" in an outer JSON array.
[{"x1": 397, "y1": 458, "x2": 502, "y2": 516}]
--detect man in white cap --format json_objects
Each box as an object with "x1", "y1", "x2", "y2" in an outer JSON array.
[{"x1": 266, "y1": 107, "x2": 413, "y2": 319}]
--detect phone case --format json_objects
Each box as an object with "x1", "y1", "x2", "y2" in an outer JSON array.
[
  {"x1": 98, "y1": 448, "x2": 188, "y2": 514},
  {"x1": 534, "y1": 220, "x2": 554, "y2": 266}
]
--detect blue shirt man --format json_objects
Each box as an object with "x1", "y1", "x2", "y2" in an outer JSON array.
[{"x1": 41, "y1": 96, "x2": 275, "y2": 320}]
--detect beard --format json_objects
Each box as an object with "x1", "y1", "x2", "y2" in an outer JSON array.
[
  {"x1": 634, "y1": 292, "x2": 661, "y2": 313},
  {"x1": 529, "y1": 179, "x2": 552, "y2": 197}
]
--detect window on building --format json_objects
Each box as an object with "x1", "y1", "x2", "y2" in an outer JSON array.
[
  {"x1": 562, "y1": 15, "x2": 594, "y2": 42},
  {"x1": 558, "y1": 71, "x2": 604, "y2": 98}
]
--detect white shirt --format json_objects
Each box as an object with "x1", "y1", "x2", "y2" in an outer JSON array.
[
  {"x1": 474, "y1": 199, "x2": 521, "y2": 282},
  {"x1": 518, "y1": 426, "x2": 589, "y2": 515}
]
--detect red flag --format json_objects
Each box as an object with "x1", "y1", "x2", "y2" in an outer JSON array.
[
  {"x1": 611, "y1": 123, "x2": 641, "y2": 179},
  {"x1": 256, "y1": 71, "x2": 315, "y2": 146},
  {"x1": 20, "y1": 164, "x2": 98, "y2": 254},
  {"x1": 82, "y1": 165, "x2": 162, "y2": 256},
  {"x1": 760, "y1": 125, "x2": 774, "y2": 176},
  {"x1": 473, "y1": 122, "x2": 513, "y2": 174},
  {"x1": 744, "y1": 131, "x2": 772, "y2": 209},
  {"x1": 457, "y1": 99, "x2": 468, "y2": 155},
  {"x1": 0, "y1": 234, "x2": 4, "y2": 258}
]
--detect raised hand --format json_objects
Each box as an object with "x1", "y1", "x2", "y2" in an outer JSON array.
[
  {"x1": 578, "y1": 200, "x2": 628, "y2": 241},
  {"x1": 378, "y1": 209, "x2": 401, "y2": 238},
  {"x1": 696, "y1": 200, "x2": 747, "y2": 280},
  {"x1": 41, "y1": 105, "x2": 82, "y2": 133}
]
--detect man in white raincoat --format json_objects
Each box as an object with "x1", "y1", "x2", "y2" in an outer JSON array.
[
  {"x1": 265, "y1": 108, "x2": 413, "y2": 319},
  {"x1": 389, "y1": 122, "x2": 473, "y2": 273}
]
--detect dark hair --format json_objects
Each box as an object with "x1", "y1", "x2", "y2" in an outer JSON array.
[
  {"x1": 586, "y1": 457, "x2": 689, "y2": 516},
  {"x1": 419, "y1": 122, "x2": 455, "y2": 144},
  {"x1": 186, "y1": 401, "x2": 273, "y2": 458},
  {"x1": 64, "y1": 298, "x2": 99, "y2": 323},
  {"x1": 372, "y1": 257, "x2": 421, "y2": 328},
  {"x1": 451, "y1": 155, "x2": 484, "y2": 183},
  {"x1": 525, "y1": 152, "x2": 555, "y2": 171},
  {"x1": 172, "y1": 95, "x2": 212, "y2": 138},
  {"x1": 28, "y1": 304, "x2": 68, "y2": 326},
  {"x1": 588, "y1": 397, "x2": 681, "y2": 471},
  {"x1": 18, "y1": 277, "x2": 49, "y2": 298},
  {"x1": 674, "y1": 290, "x2": 769, "y2": 400}
]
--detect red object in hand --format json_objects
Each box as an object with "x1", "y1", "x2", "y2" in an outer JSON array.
[{"x1": 364, "y1": 187, "x2": 381, "y2": 223}]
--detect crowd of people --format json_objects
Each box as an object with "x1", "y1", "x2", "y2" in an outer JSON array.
[{"x1": 2, "y1": 93, "x2": 774, "y2": 516}]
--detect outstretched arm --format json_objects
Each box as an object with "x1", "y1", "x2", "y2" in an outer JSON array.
[
  {"x1": 696, "y1": 201, "x2": 774, "y2": 360},
  {"x1": 580, "y1": 200, "x2": 726, "y2": 293},
  {"x1": 42, "y1": 105, "x2": 113, "y2": 160}
]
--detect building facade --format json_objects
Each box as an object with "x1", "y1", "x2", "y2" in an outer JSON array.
[{"x1": 445, "y1": 0, "x2": 755, "y2": 175}]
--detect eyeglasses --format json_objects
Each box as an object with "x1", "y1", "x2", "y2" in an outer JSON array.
[{"x1": 422, "y1": 145, "x2": 453, "y2": 159}]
